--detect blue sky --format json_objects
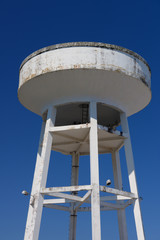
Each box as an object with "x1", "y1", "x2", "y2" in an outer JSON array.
[{"x1": 0, "y1": 0, "x2": 160, "y2": 239}]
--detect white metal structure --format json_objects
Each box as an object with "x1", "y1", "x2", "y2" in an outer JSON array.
[{"x1": 18, "y1": 42, "x2": 151, "y2": 240}]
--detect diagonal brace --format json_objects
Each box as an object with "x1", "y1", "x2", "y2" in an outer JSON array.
[{"x1": 74, "y1": 190, "x2": 92, "y2": 211}]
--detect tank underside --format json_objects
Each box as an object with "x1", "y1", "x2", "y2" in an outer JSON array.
[{"x1": 18, "y1": 42, "x2": 151, "y2": 118}]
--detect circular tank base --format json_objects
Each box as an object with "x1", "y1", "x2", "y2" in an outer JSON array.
[
  {"x1": 18, "y1": 69, "x2": 151, "y2": 116},
  {"x1": 18, "y1": 43, "x2": 151, "y2": 116}
]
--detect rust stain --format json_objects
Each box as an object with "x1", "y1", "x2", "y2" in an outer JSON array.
[
  {"x1": 134, "y1": 58, "x2": 137, "y2": 73},
  {"x1": 101, "y1": 186, "x2": 106, "y2": 192},
  {"x1": 115, "y1": 69, "x2": 122, "y2": 74},
  {"x1": 42, "y1": 68, "x2": 50, "y2": 73},
  {"x1": 57, "y1": 65, "x2": 65, "y2": 70},
  {"x1": 140, "y1": 76, "x2": 148, "y2": 87},
  {"x1": 73, "y1": 64, "x2": 81, "y2": 69},
  {"x1": 20, "y1": 62, "x2": 150, "y2": 90},
  {"x1": 23, "y1": 73, "x2": 37, "y2": 83},
  {"x1": 19, "y1": 42, "x2": 151, "y2": 74}
]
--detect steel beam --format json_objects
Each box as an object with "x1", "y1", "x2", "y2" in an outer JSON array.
[
  {"x1": 112, "y1": 150, "x2": 128, "y2": 240},
  {"x1": 41, "y1": 185, "x2": 92, "y2": 194},
  {"x1": 24, "y1": 106, "x2": 56, "y2": 240},
  {"x1": 120, "y1": 112, "x2": 145, "y2": 240},
  {"x1": 99, "y1": 186, "x2": 137, "y2": 199},
  {"x1": 89, "y1": 101, "x2": 101, "y2": 240},
  {"x1": 69, "y1": 152, "x2": 79, "y2": 240}
]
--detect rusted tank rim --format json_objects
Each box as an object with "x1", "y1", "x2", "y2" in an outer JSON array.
[{"x1": 20, "y1": 42, "x2": 151, "y2": 73}]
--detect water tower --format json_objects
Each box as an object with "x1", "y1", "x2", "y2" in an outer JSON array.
[{"x1": 18, "y1": 42, "x2": 151, "y2": 240}]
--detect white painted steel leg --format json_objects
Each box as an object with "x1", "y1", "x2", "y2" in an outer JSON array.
[
  {"x1": 112, "y1": 150, "x2": 128, "y2": 240},
  {"x1": 89, "y1": 101, "x2": 101, "y2": 240},
  {"x1": 24, "y1": 106, "x2": 56, "y2": 240},
  {"x1": 120, "y1": 112, "x2": 145, "y2": 240},
  {"x1": 69, "y1": 152, "x2": 79, "y2": 240}
]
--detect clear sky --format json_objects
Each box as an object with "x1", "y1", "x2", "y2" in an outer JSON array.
[{"x1": 0, "y1": 0, "x2": 159, "y2": 239}]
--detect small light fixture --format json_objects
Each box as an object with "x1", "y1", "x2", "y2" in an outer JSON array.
[
  {"x1": 106, "y1": 179, "x2": 111, "y2": 186},
  {"x1": 22, "y1": 190, "x2": 30, "y2": 196}
]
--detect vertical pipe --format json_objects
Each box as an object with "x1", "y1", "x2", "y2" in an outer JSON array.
[
  {"x1": 112, "y1": 150, "x2": 128, "y2": 240},
  {"x1": 69, "y1": 152, "x2": 79, "y2": 240},
  {"x1": 120, "y1": 112, "x2": 145, "y2": 240},
  {"x1": 24, "y1": 106, "x2": 56, "y2": 240},
  {"x1": 89, "y1": 101, "x2": 101, "y2": 240}
]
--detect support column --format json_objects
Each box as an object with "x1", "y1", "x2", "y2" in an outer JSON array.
[
  {"x1": 69, "y1": 152, "x2": 79, "y2": 240},
  {"x1": 89, "y1": 101, "x2": 101, "y2": 240},
  {"x1": 120, "y1": 112, "x2": 145, "y2": 240},
  {"x1": 24, "y1": 106, "x2": 56, "y2": 240},
  {"x1": 112, "y1": 150, "x2": 128, "y2": 240}
]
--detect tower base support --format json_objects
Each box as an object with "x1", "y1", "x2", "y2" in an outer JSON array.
[{"x1": 23, "y1": 103, "x2": 145, "y2": 240}]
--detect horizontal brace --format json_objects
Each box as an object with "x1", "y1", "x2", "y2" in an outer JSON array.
[
  {"x1": 100, "y1": 199, "x2": 134, "y2": 210},
  {"x1": 43, "y1": 204, "x2": 70, "y2": 212},
  {"x1": 100, "y1": 206, "x2": 116, "y2": 211},
  {"x1": 44, "y1": 196, "x2": 130, "y2": 205},
  {"x1": 43, "y1": 198, "x2": 74, "y2": 204},
  {"x1": 77, "y1": 206, "x2": 92, "y2": 212},
  {"x1": 74, "y1": 200, "x2": 134, "y2": 213},
  {"x1": 100, "y1": 196, "x2": 131, "y2": 201},
  {"x1": 43, "y1": 192, "x2": 83, "y2": 202},
  {"x1": 43, "y1": 191, "x2": 91, "y2": 208},
  {"x1": 41, "y1": 185, "x2": 92, "y2": 194},
  {"x1": 77, "y1": 206, "x2": 118, "y2": 212},
  {"x1": 77, "y1": 201, "x2": 133, "y2": 212},
  {"x1": 49, "y1": 123, "x2": 91, "y2": 133},
  {"x1": 80, "y1": 150, "x2": 112, "y2": 155},
  {"x1": 100, "y1": 186, "x2": 138, "y2": 199},
  {"x1": 100, "y1": 201, "x2": 123, "y2": 209},
  {"x1": 52, "y1": 137, "x2": 124, "y2": 148}
]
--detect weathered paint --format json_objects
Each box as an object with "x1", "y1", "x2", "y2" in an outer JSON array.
[
  {"x1": 19, "y1": 47, "x2": 150, "y2": 86},
  {"x1": 69, "y1": 152, "x2": 79, "y2": 240},
  {"x1": 23, "y1": 103, "x2": 146, "y2": 240},
  {"x1": 89, "y1": 102, "x2": 101, "y2": 240},
  {"x1": 112, "y1": 151, "x2": 128, "y2": 240},
  {"x1": 20, "y1": 42, "x2": 151, "y2": 71},
  {"x1": 20, "y1": 43, "x2": 150, "y2": 240},
  {"x1": 24, "y1": 107, "x2": 56, "y2": 240},
  {"x1": 18, "y1": 42, "x2": 151, "y2": 117},
  {"x1": 120, "y1": 112, "x2": 145, "y2": 240}
]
